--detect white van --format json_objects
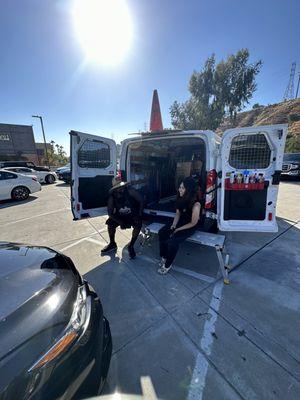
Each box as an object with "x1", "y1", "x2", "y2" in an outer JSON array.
[{"x1": 70, "y1": 124, "x2": 287, "y2": 233}]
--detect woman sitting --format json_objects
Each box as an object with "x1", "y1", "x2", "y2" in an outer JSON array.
[{"x1": 158, "y1": 177, "x2": 201, "y2": 275}]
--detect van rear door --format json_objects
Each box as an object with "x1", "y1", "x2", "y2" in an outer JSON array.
[
  {"x1": 70, "y1": 131, "x2": 117, "y2": 220},
  {"x1": 218, "y1": 124, "x2": 287, "y2": 232}
]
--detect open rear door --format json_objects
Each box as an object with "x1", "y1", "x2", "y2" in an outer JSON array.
[
  {"x1": 70, "y1": 131, "x2": 117, "y2": 220},
  {"x1": 218, "y1": 124, "x2": 287, "y2": 232}
]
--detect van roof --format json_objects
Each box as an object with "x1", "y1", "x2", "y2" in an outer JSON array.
[{"x1": 128, "y1": 129, "x2": 182, "y2": 136}]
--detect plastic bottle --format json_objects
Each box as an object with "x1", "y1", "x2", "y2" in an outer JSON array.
[
  {"x1": 230, "y1": 171, "x2": 235, "y2": 184},
  {"x1": 258, "y1": 173, "x2": 264, "y2": 183}
]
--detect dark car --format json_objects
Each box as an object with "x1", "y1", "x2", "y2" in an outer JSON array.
[
  {"x1": 0, "y1": 242, "x2": 112, "y2": 400},
  {"x1": 282, "y1": 153, "x2": 300, "y2": 179},
  {"x1": 0, "y1": 161, "x2": 50, "y2": 172},
  {"x1": 58, "y1": 167, "x2": 71, "y2": 183}
]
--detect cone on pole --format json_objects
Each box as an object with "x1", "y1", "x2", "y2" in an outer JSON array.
[{"x1": 149, "y1": 89, "x2": 163, "y2": 132}]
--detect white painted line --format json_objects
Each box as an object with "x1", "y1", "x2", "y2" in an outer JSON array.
[
  {"x1": 140, "y1": 376, "x2": 158, "y2": 400},
  {"x1": 0, "y1": 208, "x2": 70, "y2": 226},
  {"x1": 85, "y1": 237, "x2": 107, "y2": 246},
  {"x1": 172, "y1": 266, "x2": 215, "y2": 284},
  {"x1": 188, "y1": 281, "x2": 223, "y2": 400},
  {"x1": 60, "y1": 238, "x2": 87, "y2": 252},
  {"x1": 97, "y1": 227, "x2": 108, "y2": 233},
  {"x1": 137, "y1": 254, "x2": 215, "y2": 284},
  {"x1": 60, "y1": 236, "x2": 107, "y2": 252}
]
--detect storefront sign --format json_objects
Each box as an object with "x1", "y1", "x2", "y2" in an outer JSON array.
[{"x1": 0, "y1": 134, "x2": 10, "y2": 141}]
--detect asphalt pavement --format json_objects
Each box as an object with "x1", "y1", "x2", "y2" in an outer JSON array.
[{"x1": 0, "y1": 180, "x2": 299, "y2": 400}]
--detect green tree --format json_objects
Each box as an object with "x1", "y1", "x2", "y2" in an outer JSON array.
[
  {"x1": 285, "y1": 135, "x2": 300, "y2": 152},
  {"x1": 44, "y1": 141, "x2": 69, "y2": 166},
  {"x1": 252, "y1": 103, "x2": 263, "y2": 109},
  {"x1": 170, "y1": 49, "x2": 262, "y2": 130}
]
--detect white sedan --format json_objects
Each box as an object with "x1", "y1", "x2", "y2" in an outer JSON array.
[
  {"x1": 3, "y1": 167, "x2": 57, "y2": 184},
  {"x1": 0, "y1": 169, "x2": 41, "y2": 201}
]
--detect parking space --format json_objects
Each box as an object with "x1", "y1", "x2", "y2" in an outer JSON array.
[{"x1": 0, "y1": 181, "x2": 300, "y2": 399}]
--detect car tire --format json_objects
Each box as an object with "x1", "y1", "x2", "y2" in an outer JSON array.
[
  {"x1": 45, "y1": 174, "x2": 55, "y2": 184},
  {"x1": 11, "y1": 186, "x2": 30, "y2": 201}
]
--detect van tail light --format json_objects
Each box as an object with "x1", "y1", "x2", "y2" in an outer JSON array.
[
  {"x1": 205, "y1": 169, "x2": 217, "y2": 210},
  {"x1": 76, "y1": 203, "x2": 80, "y2": 212},
  {"x1": 268, "y1": 212, "x2": 273, "y2": 221}
]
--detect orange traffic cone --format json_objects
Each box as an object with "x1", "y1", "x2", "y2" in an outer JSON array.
[{"x1": 149, "y1": 89, "x2": 163, "y2": 132}]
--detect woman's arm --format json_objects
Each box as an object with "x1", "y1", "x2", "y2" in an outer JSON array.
[
  {"x1": 174, "y1": 203, "x2": 201, "y2": 233},
  {"x1": 171, "y1": 209, "x2": 181, "y2": 229}
]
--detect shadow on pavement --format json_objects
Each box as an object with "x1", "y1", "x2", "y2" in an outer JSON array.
[
  {"x1": 0, "y1": 196, "x2": 38, "y2": 209},
  {"x1": 55, "y1": 182, "x2": 70, "y2": 187},
  {"x1": 280, "y1": 177, "x2": 300, "y2": 184}
]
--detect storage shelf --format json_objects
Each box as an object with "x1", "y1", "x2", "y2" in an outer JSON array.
[{"x1": 225, "y1": 178, "x2": 266, "y2": 191}]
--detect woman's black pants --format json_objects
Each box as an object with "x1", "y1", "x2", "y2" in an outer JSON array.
[{"x1": 158, "y1": 224, "x2": 196, "y2": 269}]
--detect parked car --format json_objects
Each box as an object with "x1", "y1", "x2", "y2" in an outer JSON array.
[
  {"x1": 70, "y1": 123, "x2": 287, "y2": 233},
  {"x1": 56, "y1": 163, "x2": 70, "y2": 174},
  {"x1": 3, "y1": 167, "x2": 57, "y2": 184},
  {"x1": 0, "y1": 242, "x2": 112, "y2": 400},
  {"x1": 281, "y1": 152, "x2": 300, "y2": 179},
  {"x1": 0, "y1": 169, "x2": 41, "y2": 201},
  {"x1": 58, "y1": 167, "x2": 71, "y2": 184},
  {"x1": 0, "y1": 161, "x2": 50, "y2": 172}
]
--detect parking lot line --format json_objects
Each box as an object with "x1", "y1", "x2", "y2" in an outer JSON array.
[
  {"x1": 0, "y1": 208, "x2": 70, "y2": 226},
  {"x1": 188, "y1": 281, "x2": 223, "y2": 400},
  {"x1": 59, "y1": 236, "x2": 107, "y2": 252},
  {"x1": 60, "y1": 238, "x2": 88, "y2": 252},
  {"x1": 137, "y1": 254, "x2": 215, "y2": 284},
  {"x1": 85, "y1": 237, "x2": 107, "y2": 246}
]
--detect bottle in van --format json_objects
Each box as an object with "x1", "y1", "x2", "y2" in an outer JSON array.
[
  {"x1": 243, "y1": 170, "x2": 249, "y2": 184},
  {"x1": 236, "y1": 173, "x2": 243, "y2": 184},
  {"x1": 230, "y1": 171, "x2": 235, "y2": 184},
  {"x1": 258, "y1": 173, "x2": 264, "y2": 183}
]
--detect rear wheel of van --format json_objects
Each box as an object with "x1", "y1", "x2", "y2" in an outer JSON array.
[
  {"x1": 11, "y1": 186, "x2": 30, "y2": 201},
  {"x1": 45, "y1": 174, "x2": 55, "y2": 184}
]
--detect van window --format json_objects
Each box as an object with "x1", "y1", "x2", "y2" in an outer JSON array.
[
  {"x1": 78, "y1": 139, "x2": 110, "y2": 169},
  {"x1": 229, "y1": 133, "x2": 271, "y2": 169}
]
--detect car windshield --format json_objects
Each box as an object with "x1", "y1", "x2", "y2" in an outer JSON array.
[{"x1": 283, "y1": 153, "x2": 300, "y2": 162}]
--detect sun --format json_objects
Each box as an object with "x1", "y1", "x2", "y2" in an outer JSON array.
[{"x1": 73, "y1": 0, "x2": 133, "y2": 66}]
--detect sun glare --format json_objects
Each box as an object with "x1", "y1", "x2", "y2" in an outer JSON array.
[{"x1": 73, "y1": 0, "x2": 133, "y2": 66}]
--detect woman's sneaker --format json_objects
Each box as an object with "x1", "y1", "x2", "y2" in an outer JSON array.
[
  {"x1": 158, "y1": 257, "x2": 166, "y2": 267},
  {"x1": 101, "y1": 242, "x2": 117, "y2": 255},
  {"x1": 157, "y1": 264, "x2": 172, "y2": 275}
]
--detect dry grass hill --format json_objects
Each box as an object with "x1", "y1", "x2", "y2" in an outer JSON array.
[{"x1": 217, "y1": 98, "x2": 300, "y2": 152}]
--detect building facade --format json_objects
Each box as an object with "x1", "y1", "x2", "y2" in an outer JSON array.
[
  {"x1": 35, "y1": 142, "x2": 53, "y2": 161},
  {"x1": 0, "y1": 123, "x2": 39, "y2": 163}
]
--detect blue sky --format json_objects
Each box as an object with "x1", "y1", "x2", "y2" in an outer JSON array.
[{"x1": 0, "y1": 0, "x2": 299, "y2": 153}]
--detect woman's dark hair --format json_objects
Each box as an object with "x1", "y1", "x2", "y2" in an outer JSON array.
[{"x1": 176, "y1": 177, "x2": 197, "y2": 210}]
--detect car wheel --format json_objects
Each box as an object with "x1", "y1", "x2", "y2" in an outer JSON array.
[
  {"x1": 11, "y1": 186, "x2": 30, "y2": 201},
  {"x1": 45, "y1": 174, "x2": 55, "y2": 184}
]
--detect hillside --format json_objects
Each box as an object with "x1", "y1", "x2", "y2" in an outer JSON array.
[{"x1": 217, "y1": 99, "x2": 300, "y2": 152}]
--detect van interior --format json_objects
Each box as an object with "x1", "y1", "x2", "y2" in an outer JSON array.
[{"x1": 127, "y1": 136, "x2": 207, "y2": 214}]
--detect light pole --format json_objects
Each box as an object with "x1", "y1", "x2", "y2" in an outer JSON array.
[{"x1": 32, "y1": 115, "x2": 50, "y2": 169}]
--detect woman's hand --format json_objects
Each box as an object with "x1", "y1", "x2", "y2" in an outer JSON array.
[{"x1": 170, "y1": 223, "x2": 177, "y2": 231}]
